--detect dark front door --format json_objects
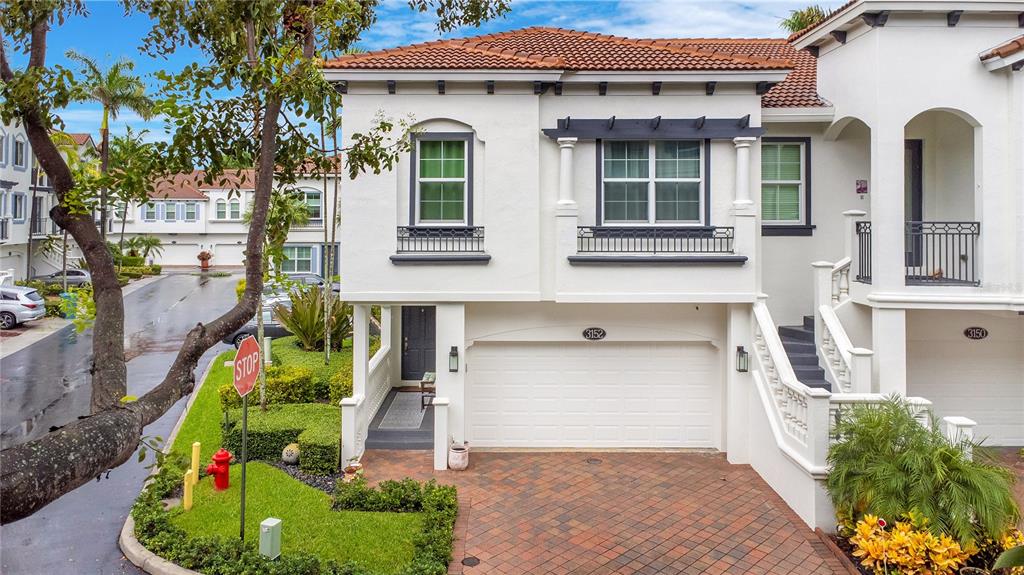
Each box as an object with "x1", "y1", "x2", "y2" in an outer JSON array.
[
  {"x1": 905, "y1": 139, "x2": 924, "y2": 267},
  {"x1": 401, "y1": 306, "x2": 436, "y2": 380}
]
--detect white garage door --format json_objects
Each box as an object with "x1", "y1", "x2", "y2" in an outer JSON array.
[
  {"x1": 468, "y1": 341, "x2": 719, "y2": 448},
  {"x1": 158, "y1": 243, "x2": 201, "y2": 266},
  {"x1": 214, "y1": 243, "x2": 246, "y2": 267}
]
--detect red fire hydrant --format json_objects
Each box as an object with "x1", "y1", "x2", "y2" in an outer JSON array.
[{"x1": 205, "y1": 448, "x2": 232, "y2": 491}]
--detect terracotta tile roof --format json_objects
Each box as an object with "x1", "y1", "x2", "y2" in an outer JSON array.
[
  {"x1": 149, "y1": 170, "x2": 254, "y2": 200},
  {"x1": 981, "y1": 34, "x2": 1024, "y2": 61},
  {"x1": 66, "y1": 133, "x2": 95, "y2": 147},
  {"x1": 665, "y1": 39, "x2": 826, "y2": 108},
  {"x1": 787, "y1": 0, "x2": 858, "y2": 43},
  {"x1": 325, "y1": 27, "x2": 793, "y2": 71}
]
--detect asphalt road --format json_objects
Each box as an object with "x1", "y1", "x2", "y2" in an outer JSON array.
[{"x1": 1, "y1": 272, "x2": 241, "y2": 574}]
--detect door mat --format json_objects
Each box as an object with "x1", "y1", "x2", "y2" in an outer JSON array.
[{"x1": 379, "y1": 392, "x2": 427, "y2": 429}]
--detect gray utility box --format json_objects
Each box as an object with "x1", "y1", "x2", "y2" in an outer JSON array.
[{"x1": 259, "y1": 517, "x2": 282, "y2": 559}]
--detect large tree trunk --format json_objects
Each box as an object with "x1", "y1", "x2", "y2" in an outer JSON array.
[{"x1": 0, "y1": 14, "x2": 282, "y2": 523}]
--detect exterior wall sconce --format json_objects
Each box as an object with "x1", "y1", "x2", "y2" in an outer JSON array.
[
  {"x1": 449, "y1": 346, "x2": 459, "y2": 372},
  {"x1": 736, "y1": 346, "x2": 749, "y2": 373}
]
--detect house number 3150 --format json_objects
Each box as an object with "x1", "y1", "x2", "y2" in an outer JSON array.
[{"x1": 963, "y1": 327, "x2": 988, "y2": 340}]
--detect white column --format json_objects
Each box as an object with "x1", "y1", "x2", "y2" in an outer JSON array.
[
  {"x1": 842, "y1": 209, "x2": 867, "y2": 262},
  {"x1": 811, "y1": 261, "x2": 834, "y2": 356},
  {"x1": 943, "y1": 416, "x2": 977, "y2": 460},
  {"x1": 849, "y1": 348, "x2": 874, "y2": 394},
  {"x1": 434, "y1": 303, "x2": 466, "y2": 444},
  {"x1": 433, "y1": 398, "x2": 450, "y2": 470},
  {"x1": 340, "y1": 397, "x2": 358, "y2": 464},
  {"x1": 870, "y1": 124, "x2": 905, "y2": 290},
  {"x1": 379, "y1": 305, "x2": 392, "y2": 354},
  {"x1": 871, "y1": 307, "x2": 906, "y2": 396},
  {"x1": 732, "y1": 137, "x2": 757, "y2": 210},
  {"x1": 725, "y1": 303, "x2": 752, "y2": 463},
  {"x1": 557, "y1": 137, "x2": 578, "y2": 206},
  {"x1": 352, "y1": 304, "x2": 369, "y2": 398}
]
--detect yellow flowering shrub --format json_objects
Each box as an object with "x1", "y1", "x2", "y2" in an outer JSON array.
[{"x1": 849, "y1": 512, "x2": 971, "y2": 575}]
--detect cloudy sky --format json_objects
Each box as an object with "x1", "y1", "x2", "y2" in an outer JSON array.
[{"x1": 20, "y1": 0, "x2": 843, "y2": 140}]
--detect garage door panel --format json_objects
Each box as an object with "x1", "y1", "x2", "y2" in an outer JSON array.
[{"x1": 468, "y1": 341, "x2": 719, "y2": 449}]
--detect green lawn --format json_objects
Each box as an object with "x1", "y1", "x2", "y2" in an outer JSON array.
[
  {"x1": 171, "y1": 350, "x2": 235, "y2": 463},
  {"x1": 271, "y1": 335, "x2": 351, "y2": 383},
  {"x1": 171, "y1": 462, "x2": 423, "y2": 573}
]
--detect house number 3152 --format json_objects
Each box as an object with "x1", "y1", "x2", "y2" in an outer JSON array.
[
  {"x1": 582, "y1": 327, "x2": 607, "y2": 341},
  {"x1": 963, "y1": 327, "x2": 988, "y2": 340}
]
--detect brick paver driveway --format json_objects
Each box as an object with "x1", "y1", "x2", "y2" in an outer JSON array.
[{"x1": 360, "y1": 450, "x2": 845, "y2": 575}]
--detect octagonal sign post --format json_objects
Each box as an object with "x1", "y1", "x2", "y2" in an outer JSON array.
[{"x1": 233, "y1": 335, "x2": 261, "y2": 541}]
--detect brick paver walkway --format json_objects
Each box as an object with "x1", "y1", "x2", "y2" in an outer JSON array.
[{"x1": 360, "y1": 450, "x2": 845, "y2": 575}]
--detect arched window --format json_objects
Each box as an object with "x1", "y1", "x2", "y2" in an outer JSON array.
[
  {"x1": 229, "y1": 199, "x2": 241, "y2": 219},
  {"x1": 216, "y1": 199, "x2": 227, "y2": 219}
]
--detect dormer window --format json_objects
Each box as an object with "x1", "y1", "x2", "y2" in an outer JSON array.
[
  {"x1": 601, "y1": 140, "x2": 703, "y2": 225},
  {"x1": 415, "y1": 136, "x2": 470, "y2": 225}
]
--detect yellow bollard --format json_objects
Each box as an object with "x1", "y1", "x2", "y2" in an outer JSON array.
[
  {"x1": 183, "y1": 470, "x2": 194, "y2": 511},
  {"x1": 190, "y1": 442, "x2": 201, "y2": 486}
]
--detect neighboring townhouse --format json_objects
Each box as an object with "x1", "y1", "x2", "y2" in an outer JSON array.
[
  {"x1": 325, "y1": 1, "x2": 1024, "y2": 531},
  {"x1": 114, "y1": 169, "x2": 341, "y2": 275},
  {"x1": 0, "y1": 122, "x2": 95, "y2": 280}
]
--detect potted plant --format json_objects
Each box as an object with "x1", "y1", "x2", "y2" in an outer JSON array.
[{"x1": 197, "y1": 250, "x2": 212, "y2": 270}]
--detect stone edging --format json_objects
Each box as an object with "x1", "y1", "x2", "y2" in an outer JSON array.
[
  {"x1": 814, "y1": 528, "x2": 861, "y2": 575},
  {"x1": 118, "y1": 351, "x2": 221, "y2": 575}
]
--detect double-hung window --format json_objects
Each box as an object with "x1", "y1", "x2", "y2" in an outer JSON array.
[
  {"x1": 184, "y1": 202, "x2": 198, "y2": 221},
  {"x1": 761, "y1": 142, "x2": 805, "y2": 225},
  {"x1": 215, "y1": 199, "x2": 226, "y2": 219},
  {"x1": 602, "y1": 140, "x2": 702, "y2": 224},
  {"x1": 164, "y1": 202, "x2": 177, "y2": 222},
  {"x1": 416, "y1": 139, "x2": 467, "y2": 224},
  {"x1": 229, "y1": 199, "x2": 241, "y2": 220},
  {"x1": 13, "y1": 137, "x2": 27, "y2": 169},
  {"x1": 281, "y1": 246, "x2": 313, "y2": 273},
  {"x1": 11, "y1": 194, "x2": 25, "y2": 221},
  {"x1": 143, "y1": 203, "x2": 157, "y2": 221},
  {"x1": 304, "y1": 191, "x2": 322, "y2": 223}
]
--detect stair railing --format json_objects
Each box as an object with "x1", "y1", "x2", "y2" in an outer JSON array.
[
  {"x1": 818, "y1": 305, "x2": 873, "y2": 394},
  {"x1": 752, "y1": 299, "x2": 831, "y2": 473}
]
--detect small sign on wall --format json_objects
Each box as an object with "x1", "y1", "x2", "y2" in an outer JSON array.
[
  {"x1": 856, "y1": 179, "x2": 868, "y2": 195},
  {"x1": 963, "y1": 327, "x2": 988, "y2": 340},
  {"x1": 582, "y1": 327, "x2": 607, "y2": 341}
]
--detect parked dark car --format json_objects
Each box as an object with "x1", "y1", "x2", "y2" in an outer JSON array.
[
  {"x1": 32, "y1": 269, "x2": 91, "y2": 286},
  {"x1": 222, "y1": 304, "x2": 292, "y2": 348}
]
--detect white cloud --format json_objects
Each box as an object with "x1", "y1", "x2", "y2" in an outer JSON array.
[{"x1": 56, "y1": 106, "x2": 170, "y2": 143}]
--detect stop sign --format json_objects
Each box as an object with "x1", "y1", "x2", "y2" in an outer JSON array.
[{"x1": 233, "y1": 336, "x2": 261, "y2": 397}]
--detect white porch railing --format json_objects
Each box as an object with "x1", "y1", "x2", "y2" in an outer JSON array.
[
  {"x1": 818, "y1": 305, "x2": 872, "y2": 394},
  {"x1": 341, "y1": 306, "x2": 393, "y2": 464},
  {"x1": 752, "y1": 300, "x2": 831, "y2": 474}
]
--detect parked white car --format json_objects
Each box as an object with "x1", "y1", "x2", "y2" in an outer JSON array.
[{"x1": 0, "y1": 286, "x2": 47, "y2": 329}]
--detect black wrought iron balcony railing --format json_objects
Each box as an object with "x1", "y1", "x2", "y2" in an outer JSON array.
[
  {"x1": 855, "y1": 221, "x2": 872, "y2": 283},
  {"x1": 30, "y1": 217, "x2": 57, "y2": 236},
  {"x1": 396, "y1": 226, "x2": 485, "y2": 253},
  {"x1": 905, "y1": 221, "x2": 980, "y2": 286},
  {"x1": 577, "y1": 226, "x2": 735, "y2": 254},
  {"x1": 855, "y1": 221, "x2": 980, "y2": 286}
]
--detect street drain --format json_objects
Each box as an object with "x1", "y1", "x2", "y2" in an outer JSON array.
[
  {"x1": 462, "y1": 556, "x2": 480, "y2": 567},
  {"x1": 585, "y1": 457, "x2": 603, "y2": 465}
]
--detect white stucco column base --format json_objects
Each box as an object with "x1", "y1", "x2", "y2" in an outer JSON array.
[
  {"x1": 871, "y1": 307, "x2": 907, "y2": 396},
  {"x1": 434, "y1": 303, "x2": 466, "y2": 445},
  {"x1": 725, "y1": 302, "x2": 752, "y2": 464},
  {"x1": 869, "y1": 124, "x2": 906, "y2": 291},
  {"x1": 352, "y1": 304, "x2": 369, "y2": 398},
  {"x1": 433, "y1": 397, "x2": 450, "y2": 470}
]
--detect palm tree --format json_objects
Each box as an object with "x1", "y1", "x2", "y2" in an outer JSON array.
[
  {"x1": 65, "y1": 51, "x2": 154, "y2": 239},
  {"x1": 780, "y1": 5, "x2": 830, "y2": 34},
  {"x1": 135, "y1": 235, "x2": 163, "y2": 262}
]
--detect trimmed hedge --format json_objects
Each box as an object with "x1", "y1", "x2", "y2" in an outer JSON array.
[
  {"x1": 223, "y1": 403, "x2": 339, "y2": 475},
  {"x1": 132, "y1": 459, "x2": 456, "y2": 575},
  {"x1": 218, "y1": 365, "x2": 321, "y2": 411},
  {"x1": 119, "y1": 255, "x2": 145, "y2": 266},
  {"x1": 120, "y1": 265, "x2": 162, "y2": 276},
  {"x1": 335, "y1": 477, "x2": 459, "y2": 574}
]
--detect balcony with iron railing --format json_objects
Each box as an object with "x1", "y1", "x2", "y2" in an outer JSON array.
[
  {"x1": 390, "y1": 226, "x2": 490, "y2": 265},
  {"x1": 855, "y1": 221, "x2": 981, "y2": 286},
  {"x1": 30, "y1": 217, "x2": 59, "y2": 238},
  {"x1": 569, "y1": 226, "x2": 746, "y2": 265}
]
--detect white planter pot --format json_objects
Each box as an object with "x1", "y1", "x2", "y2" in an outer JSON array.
[{"x1": 448, "y1": 443, "x2": 469, "y2": 471}]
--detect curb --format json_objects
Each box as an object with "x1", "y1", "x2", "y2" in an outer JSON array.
[{"x1": 118, "y1": 351, "x2": 221, "y2": 575}]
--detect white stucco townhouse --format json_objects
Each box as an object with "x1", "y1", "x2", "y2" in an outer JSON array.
[
  {"x1": 112, "y1": 169, "x2": 342, "y2": 276},
  {"x1": 0, "y1": 123, "x2": 95, "y2": 280},
  {"x1": 323, "y1": 1, "x2": 1020, "y2": 531}
]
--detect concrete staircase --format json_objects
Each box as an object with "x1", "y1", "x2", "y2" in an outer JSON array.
[{"x1": 778, "y1": 315, "x2": 831, "y2": 391}]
